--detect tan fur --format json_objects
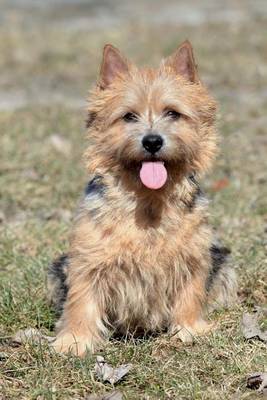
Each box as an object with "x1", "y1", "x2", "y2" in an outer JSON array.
[{"x1": 51, "y1": 42, "x2": 236, "y2": 356}]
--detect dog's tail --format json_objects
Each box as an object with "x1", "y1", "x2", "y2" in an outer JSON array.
[
  {"x1": 207, "y1": 243, "x2": 238, "y2": 311},
  {"x1": 47, "y1": 254, "x2": 69, "y2": 314}
]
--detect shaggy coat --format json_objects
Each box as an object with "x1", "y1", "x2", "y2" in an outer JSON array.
[{"x1": 48, "y1": 41, "x2": 237, "y2": 356}]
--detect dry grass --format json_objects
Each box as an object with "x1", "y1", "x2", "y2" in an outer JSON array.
[{"x1": 0, "y1": 1, "x2": 266, "y2": 399}]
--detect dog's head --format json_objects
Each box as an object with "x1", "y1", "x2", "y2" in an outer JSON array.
[{"x1": 85, "y1": 42, "x2": 217, "y2": 191}]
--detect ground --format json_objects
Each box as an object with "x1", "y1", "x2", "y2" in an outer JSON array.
[{"x1": 0, "y1": 1, "x2": 266, "y2": 399}]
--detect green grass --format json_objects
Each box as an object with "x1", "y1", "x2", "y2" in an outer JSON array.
[{"x1": 0, "y1": 2, "x2": 267, "y2": 399}]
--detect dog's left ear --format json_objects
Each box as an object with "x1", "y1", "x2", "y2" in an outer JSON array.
[
  {"x1": 99, "y1": 44, "x2": 129, "y2": 89},
  {"x1": 164, "y1": 40, "x2": 199, "y2": 82}
]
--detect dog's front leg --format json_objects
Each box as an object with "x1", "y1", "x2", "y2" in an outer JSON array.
[
  {"x1": 52, "y1": 280, "x2": 108, "y2": 356},
  {"x1": 170, "y1": 274, "x2": 212, "y2": 342}
]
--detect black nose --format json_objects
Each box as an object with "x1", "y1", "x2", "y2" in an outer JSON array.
[{"x1": 142, "y1": 134, "x2": 163, "y2": 154}]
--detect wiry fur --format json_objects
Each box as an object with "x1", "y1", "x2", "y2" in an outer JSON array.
[{"x1": 48, "y1": 42, "x2": 237, "y2": 356}]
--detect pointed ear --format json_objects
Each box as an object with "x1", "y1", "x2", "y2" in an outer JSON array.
[
  {"x1": 165, "y1": 40, "x2": 199, "y2": 82},
  {"x1": 99, "y1": 44, "x2": 129, "y2": 88}
]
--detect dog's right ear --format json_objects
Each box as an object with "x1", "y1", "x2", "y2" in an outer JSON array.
[{"x1": 99, "y1": 44, "x2": 129, "y2": 89}]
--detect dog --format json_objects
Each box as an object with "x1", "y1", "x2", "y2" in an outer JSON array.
[{"x1": 47, "y1": 41, "x2": 237, "y2": 356}]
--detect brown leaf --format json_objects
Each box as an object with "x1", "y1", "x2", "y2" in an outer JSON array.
[
  {"x1": 247, "y1": 372, "x2": 267, "y2": 395},
  {"x1": 211, "y1": 177, "x2": 230, "y2": 192},
  {"x1": 12, "y1": 328, "x2": 55, "y2": 345},
  {"x1": 87, "y1": 391, "x2": 123, "y2": 400},
  {"x1": 241, "y1": 312, "x2": 267, "y2": 342},
  {"x1": 94, "y1": 356, "x2": 132, "y2": 385}
]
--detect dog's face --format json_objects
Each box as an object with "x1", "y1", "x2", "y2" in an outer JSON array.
[{"x1": 86, "y1": 42, "x2": 217, "y2": 191}]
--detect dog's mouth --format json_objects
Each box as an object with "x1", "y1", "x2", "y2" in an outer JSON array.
[
  {"x1": 120, "y1": 152, "x2": 176, "y2": 190},
  {"x1": 121, "y1": 155, "x2": 170, "y2": 190},
  {"x1": 139, "y1": 161, "x2": 167, "y2": 190},
  {"x1": 120, "y1": 143, "x2": 192, "y2": 190}
]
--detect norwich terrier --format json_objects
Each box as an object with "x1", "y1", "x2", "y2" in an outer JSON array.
[{"x1": 48, "y1": 41, "x2": 237, "y2": 356}]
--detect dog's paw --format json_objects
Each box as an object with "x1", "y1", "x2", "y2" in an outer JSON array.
[
  {"x1": 51, "y1": 332, "x2": 96, "y2": 356},
  {"x1": 171, "y1": 319, "x2": 213, "y2": 343}
]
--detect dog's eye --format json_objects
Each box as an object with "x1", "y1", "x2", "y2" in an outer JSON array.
[
  {"x1": 164, "y1": 110, "x2": 181, "y2": 120},
  {"x1": 123, "y1": 112, "x2": 138, "y2": 123}
]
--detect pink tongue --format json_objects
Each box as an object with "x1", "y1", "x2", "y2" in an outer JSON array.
[{"x1": 140, "y1": 161, "x2": 168, "y2": 189}]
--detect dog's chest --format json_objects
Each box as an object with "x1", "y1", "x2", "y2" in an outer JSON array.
[
  {"x1": 77, "y1": 187, "x2": 208, "y2": 330},
  {"x1": 106, "y1": 234, "x2": 179, "y2": 330}
]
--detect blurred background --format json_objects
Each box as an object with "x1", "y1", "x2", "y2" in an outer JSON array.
[
  {"x1": 1, "y1": 0, "x2": 267, "y2": 111},
  {"x1": 0, "y1": 1, "x2": 266, "y2": 398}
]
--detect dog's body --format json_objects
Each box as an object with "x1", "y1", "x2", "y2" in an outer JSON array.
[{"x1": 48, "y1": 42, "x2": 237, "y2": 356}]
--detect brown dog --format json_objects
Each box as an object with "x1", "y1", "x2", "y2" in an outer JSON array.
[{"x1": 48, "y1": 41, "x2": 237, "y2": 356}]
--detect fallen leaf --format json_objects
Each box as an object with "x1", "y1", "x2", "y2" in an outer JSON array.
[
  {"x1": 241, "y1": 312, "x2": 267, "y2": 342},
  {"x1": 247, "y1": 372, "x2": 267, "y2": 395},
  {"x1": 211, "y1": 177, "x2": 230, "y2": 192},
  {"x1": 49, "y1": 134, "x2": 72, "y2": 156},
  {"x1": 94, "y1": 356, "x2": 132, "y2": 385},
  {"x1": 12, "y1": 328, "x2": 55, "y2": 345},
  {"x1": 87, "y1": 391, "x2": 123, "y2": 400}
]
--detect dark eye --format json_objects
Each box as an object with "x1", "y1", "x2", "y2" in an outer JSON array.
[
  {"x1": 165, "y1": 110, "x2": 181, "y2": 120},
  {"x1": 123, "y1": 112, "x2": 138, "y2": 123}
]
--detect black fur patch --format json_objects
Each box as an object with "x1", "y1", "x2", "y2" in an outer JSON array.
[
  {"x1": 187, "y1": 186, "x2": 203, "y2": 211},
  {"x1": 182, "y1": 175, "x2": 204, "y2": 211},
  {"x1": 85, "y1": 175, "x2": 105, "y2": 197},
  {"x1": 48, "y1": 254, "x2": 69, "y2": 312},
  {"x1": 206, "y1": 244, "x2": 231, "y2": 291},
  {"x1": 85, "y1": 112, "x2": 97, "y2": 129}
]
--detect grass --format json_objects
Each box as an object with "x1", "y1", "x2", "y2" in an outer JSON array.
[{"x1": 0, "y1": 2, "x2": 267, "y2": 399}]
